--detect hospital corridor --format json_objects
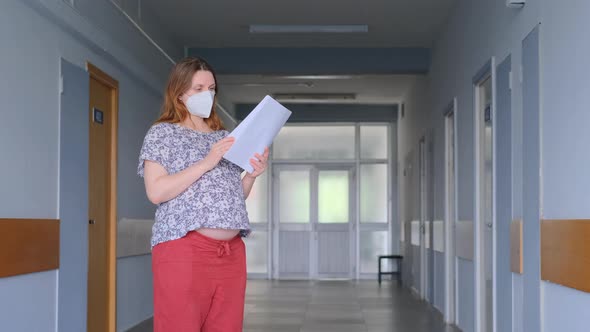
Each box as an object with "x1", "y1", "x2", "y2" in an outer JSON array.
[{"x1": 1, "y1": 0, "x2": 589, "y2": 332}]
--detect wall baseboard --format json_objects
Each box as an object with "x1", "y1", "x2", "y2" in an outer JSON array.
[{"x1": 123, "y1": 316, "x2": 153, "y2": 332}]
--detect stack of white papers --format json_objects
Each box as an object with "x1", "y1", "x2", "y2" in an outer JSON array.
[{"x1": 223, "y1": 95, "x2": 292, "y2": 173}]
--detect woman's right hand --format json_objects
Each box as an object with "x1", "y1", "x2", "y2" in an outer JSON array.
[
  {"x1": 202, "y1": 136, "x2": 235, "y2": 170},
  {"x1": 144, "y1": 136, "x2": 235, "y2": 204}
]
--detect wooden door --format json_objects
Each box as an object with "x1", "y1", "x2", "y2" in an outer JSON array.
[{"x1": 87, "y1": 63, "x2": 118, "y2": 332}]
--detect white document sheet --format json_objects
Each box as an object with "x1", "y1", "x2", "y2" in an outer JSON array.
[{"x1": 223, "y1": 95, "x2": 292, "y2": 173}]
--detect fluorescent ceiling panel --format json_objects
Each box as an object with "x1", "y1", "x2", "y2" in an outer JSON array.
[{"x1": 249, "y1": 25, "x2": 369, "y2": 34}]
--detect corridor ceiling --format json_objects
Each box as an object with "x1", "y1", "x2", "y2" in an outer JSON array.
[
  {"x1": 143, "y1": 0, "x2": 457, "y2": 48},
  {"x1": 141, "y1": 0, "x2": 457, "y2": 105},
  {"x1": 217, "y1": 74, "x2": 418, "y2": 104}
]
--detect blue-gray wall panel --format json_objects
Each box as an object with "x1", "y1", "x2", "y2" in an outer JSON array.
[
  {"x1": 540, "y1": 0, "x2": 590, "y2": 329},
  {"x1": 188, "y1": 47, "x2": 430, "y2": 75},
  {"x1": 0, "y1": 0, "x2": 59, "y2": 219},
  {"x1": 117, "y1": 255, "x2": 154, "y2": 331},
  {"x1": 543, "y1": 282, "x2": 590, "y2": 332},
  {"x1": 522, "y1": 26, "x2": 541, "y2": 332},
  {"x1": 0, "y1": 271, "x2": 58, "y2": 332},
  {"x1": 458, "y1": 258, "x2": 475, "y2": 332},
  {"x1": 58, "y1": 59, "x2": 90, "y2": 332},
  {"x1": 434, "y1": 251, "x2": 445, "y2": 312},
  {"x1": 427, "y1": 249, "x2": 434, "y2": 304},
  {"x1": 412, "y1": 245, "x2": 421, "y2": 293},
  {"x1": 495, "y1": 55, "x2": 513, "y2": 332},
  {"x1": 513, "y1": 273, "x2": 524, "y2": 332}
]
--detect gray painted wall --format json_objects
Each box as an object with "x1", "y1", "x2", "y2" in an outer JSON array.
[
  {"x1": 398, "y1": 76, "x2": 429, "y2": 296},
  {"x1": 0, "y1": 0, "x2": 178, "y2": 331},
  {"x1": 495, "y1": 55, "x2": 513, "y2": 332},
  {"x1": 521, "y1": 26, "x2": 541, "y2": 332},
  {"x1": 457, "y1": 258, "x2": 475, "y2": 332},
  {"x1": 512, "y1": 274, "x2": 524, "y2": 332},
  {"x1": 53, "y1": 0, "x2": 181, "y2": 81},
  {"x1": 0, "y1": 0, "x2": 61, "y2": 220},
  {"x1": 434, "y1": 251, "x2": 445, "y2": 312},
  {"x1": 399, "y1": 0, "x2": 541, "y2": 331},
  {"x1": 59, "y1": 58, "x2": 90, "y2": 332},
  {"x1": 539, "y1": 0, "x2": 590, "y2": 330},
  {"x1": 0, "y1": 271, "x2": 58, "y2": 331},
  {"x1": 117, "y1": 255, "x2": 154, "y2": 331},
  {"x1": 390, "y1": 122, "x2": 400, "y2": 255},
  {"x1": 412, "y1": 245, "x2": 421, "y2": 293},
  {"x1": 188, "y1": 47, "x2": 430, "y2": 75},
  {"x1": 115, "y1": 69, "x2": 164, "y2": 332},
  {"x1": 401, "y1": 0, "x2": 590, "y2": 331}
]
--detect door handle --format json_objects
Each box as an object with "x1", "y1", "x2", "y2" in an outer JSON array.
[{"x1": 89, "y1": 219, "x2": 95, "y2": 225}]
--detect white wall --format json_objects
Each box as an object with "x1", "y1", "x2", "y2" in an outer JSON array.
[
  {"x1": 0, "y1": 271, "x2": 58, "y2": 331},
  {"x1": 0, "y1": 0, "x2": 180, "y2": 331},
  {"x1": 540, "y1": 1, "x2": 590, "y2": 218},
  {"x1": 402, "y1": 0, "x2": 590, "y2": 331},
  {"x1": 398, "y1": 76, "x2": 426, "y2": 292},
  {"x1": 539, "y1": 0, "x2": 590, "y2": 330},
  {"x1": 117, "y1": 255, "x2": 153, "y2": 332},
  {"x1": 512, "y1": 274, "x2": 524, "y2": 332},
  {"x1": 399, "y1": 0, "x2": 541, "y2": 331}
]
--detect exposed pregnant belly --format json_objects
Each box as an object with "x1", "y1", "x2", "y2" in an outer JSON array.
[{"x1": 196, "y1": 228, "x2": 239, "y2": 240}]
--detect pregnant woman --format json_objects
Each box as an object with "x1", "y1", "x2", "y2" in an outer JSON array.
[{"x1": 138, "y1": 57, "x2": 269, "y2": 332}]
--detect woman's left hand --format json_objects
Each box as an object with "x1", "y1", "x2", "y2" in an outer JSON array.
[{"x1": 247, "y1": 147, "x2": 269, "y2": 178}]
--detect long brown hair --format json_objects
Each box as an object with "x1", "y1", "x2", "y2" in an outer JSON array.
[{"x1": 156, "y1": 57, "x2": 225, "y2": 131}]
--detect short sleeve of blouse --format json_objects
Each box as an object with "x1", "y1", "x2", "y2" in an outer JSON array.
[{"x1": 137, "y1": 123, "x2": 170, "y2": 177}]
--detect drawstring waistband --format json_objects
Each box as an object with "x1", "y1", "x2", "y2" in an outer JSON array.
[
  {"x1": 217, "y1": 241, "x2": 231, "y2": 257},
  {"x1": 186, "y1": 231, "x2": 241, "y2": 257}
]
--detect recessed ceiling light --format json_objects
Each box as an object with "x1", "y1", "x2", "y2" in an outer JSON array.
[
  {"x1": 272, "y1": 93, "x2": 356, "y2": 101},
  {"x1": 272, "y1": 75, "x2": 358, "y2": 80},
  {"x1": 223, "y1": 82, "x2": 314, "y2": 88},
  {"x1": 249, "y1": 25, "x2": 369, "y2": 34}
]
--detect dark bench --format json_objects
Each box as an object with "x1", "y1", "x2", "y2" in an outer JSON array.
[{"x1": 378, "y1": 255, "x2": 403, "y2": 284}]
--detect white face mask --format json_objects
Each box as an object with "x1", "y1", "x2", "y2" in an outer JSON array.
[{"x1": 185, "y1": 90, "x2": 215, "y2": 118}]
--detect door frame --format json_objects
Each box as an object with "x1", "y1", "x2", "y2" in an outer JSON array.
[
  {"x1": 315, "y1": 165, "x2": 356, "y2": 279},
  {"x1": 418, "y1": 135, "x2": 428, "y2": 300},
  {"x1": 444, "y1": 98, "x2": 458, "y2": 324},
  {"x1": 269, "y1": 122, "x2": 392, "y2": 280},
  {"x1": 495, "y1": 54, "x2": 514, "y2": 332},
  {"x1": 87, "y1": 62, "x2": 118, "y2": 332},
  {"x1": 473, "y1": 58, "x2": 497, "y2": 332},
  {"x1": 272, "y1": 163, "x2": 357, "y2": 280},
  {"x1": 419, "y1": 133, "x2": 435, "y2": 303},
  {"x1": 272, "y1": 164, "x2": 314, "y2": 280},
  {"x1": 427, "y1": 133, "x2": 435, "y2": 304}
]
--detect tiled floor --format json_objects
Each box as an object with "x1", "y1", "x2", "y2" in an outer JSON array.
[{"x1": 129, "y1": 280, "x2": 461, "y2": 332}]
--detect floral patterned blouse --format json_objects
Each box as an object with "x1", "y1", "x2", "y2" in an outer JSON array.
[{"x1": 138, "y1": 122, "x2": 250, "y2": 248}]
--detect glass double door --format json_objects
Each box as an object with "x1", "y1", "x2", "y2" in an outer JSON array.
[{"x1": 273, "y1": 164, "x2": 355, "y2": 279}]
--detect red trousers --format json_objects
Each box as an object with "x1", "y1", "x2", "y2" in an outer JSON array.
[{"x1": 152, "y1": 231, "x2": 247, "y2": 332}]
